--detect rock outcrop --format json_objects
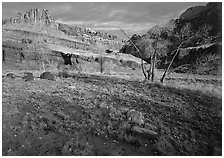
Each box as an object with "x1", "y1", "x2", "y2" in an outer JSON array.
[
  {"x1": 2, "y1": 8, "x2": 142, "y2": 76},
  {"x1": 3, "y1": 8, "x2": 57, "y2": 28},
  {"x1": 40, "y1": 72, "x2": 55, "y2": 81},
  {"x1": 179, "y1": 2, "x2": 222, "y2": 34},
  {"x1": 120, "y1": 2, "x2": 222, "y2": 75}
]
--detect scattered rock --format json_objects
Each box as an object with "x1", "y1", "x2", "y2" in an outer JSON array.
[
  {"x1": 23, "y1": 72, "x2": 34, "y2": 82},
  {"x1": 109, "y1": 107, "x2": 124, "y2": 121},
  {"x1": 62, "y1": 135, "x2": 94, "y2": 156},
  {"x1": 155, "y1": 135, "x2": 174, "y2": 156},
  {"x1": 40, "y1": 71, "x2": 55, "y2": 81},
  {"x1": 123, "y1": 134, "x2": 139, "y2": 145},
  {"x1": 145, "y1": 123, "x2": 158, "y2": 131},
  {"x1": 117, "y1": 122, "x2": 158, "y2": 146},
  {"x1": 6, "y1": 73, "x2": 15, "y2": 79},
  {"x1": 99, "y1": 101, "x2": 109, "y2": 109},
  {"x1": 127, "y1": 109, "x2": 144, "y2": 125},
  {"x1": 131, "y1": 126, "x2": 158, "y2": 139},
  {"x1": 119, "y1": 122, "x2": 131, "y2": 130},
  {"x1": 119, "y1": 107, "x2": 130, "y2": 114}
]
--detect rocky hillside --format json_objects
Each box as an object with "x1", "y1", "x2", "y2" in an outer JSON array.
[
  {"x1": 120, "y1": 2, "x2": 222, "y2": 75},
  {"x1": 2, "y1": 8, "x2": 145, "y2": 75},
  {"x1": 2, "y1": 9, "x2": 56, "y2": 27},
  {"x1": 3, "y1": 8, "x2": 119, "y2": 41},
  {"x1": 180, "y1": 2, "x2": 222, "y2": 35}
]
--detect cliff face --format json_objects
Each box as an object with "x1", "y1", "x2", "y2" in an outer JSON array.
[
  {"x1": 179, "y1": 2, "x2": 222, "y2": 35},
  {"x1": 2, "y1": 8, "x2": 119, "y2": 42},
  {"x1": 3, "y1": 9, "x2": 57, "y2": 28},
  {"x1": 2, "y1": 8, "x2": 122, "y2": 50},
  {"x1": 180, "y1": 6, "x2": 206, "y2": 20},
  {"x1": 2, "y1": 8, "x2": 141, "y2": 76},
  {"x1": 120, "y1": 2, "x2": 222, "y2": 75}
]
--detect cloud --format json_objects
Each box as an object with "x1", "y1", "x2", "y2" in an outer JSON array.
[
  {"x1": 91, "y1": 21, "x2": 156, "y2": 35},
  {"x1": 2, "y1": 2, "x2": 208, "y2": 35},
  {"x1": 108, "y1": 9, "x2": 127, "y2": 18},
  {"x1": 56, "y1": 19, "x2": 94, "y2": 26}
]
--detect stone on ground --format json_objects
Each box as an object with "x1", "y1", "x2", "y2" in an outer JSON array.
[
  {"x1": 6, "y1": 73, "x2": 15, "y2": 79},
  {"x1": 127, "y1": 109, "x2": 145, "y2": 125},
  {"x1": 40, "y1": 71, "x2": 55, "y2": 81},
  {"x1": 131, "y1": 126, "x2": 158, "y2": 138}
]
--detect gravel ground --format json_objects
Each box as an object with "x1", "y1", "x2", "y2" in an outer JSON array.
[{"x1": 2, "y1": 71, "x2": 222, "y2": 156}]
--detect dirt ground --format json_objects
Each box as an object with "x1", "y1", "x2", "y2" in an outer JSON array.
[{"x1": 2, "y1": 71, "x2": 222, "y2": 156}]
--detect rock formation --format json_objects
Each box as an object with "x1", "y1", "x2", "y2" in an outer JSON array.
[
  {"x1": 120, "y1": 2, "x2": 222, "y2": 75},
  {"x1": 3, "y1": 8, "x2": 57, "y2": 28}
]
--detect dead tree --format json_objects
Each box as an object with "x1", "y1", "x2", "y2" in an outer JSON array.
[
  {"x1": 160, "y1": 43, "x2": 182, "y2": 83},
  {"x1": 150, "y1": 50, "x2": 156, "y2": 82},
  {"x1": 160, "y1": 23, "x2": 193, "y2": 83},
  {"x1": 100, "y1": 56, "x2": 103, "y2": 73},
  {"x1": 120, "y1": 29, "x2": 147, "y2": 79},
  {"x1": 3, "y1": 50, "x2": 5, "y2": 62},
  {"x1": 148, "y1": 41, "x2": 158, "y2": 82}
]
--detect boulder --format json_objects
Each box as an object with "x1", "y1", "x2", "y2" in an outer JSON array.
[
  {"x1": 3, "y1": 8, "x2": 55, "y2": 27},
  {"x1": 131, "y1": 126, "x2": 158, "y2": 139},
  {"x1": 127, "y1": 109, "x2": 144, "y2": 125},
  {"x1": 40, "y1": 71, "x2": 55, "y2": 81},
  {"x1": 6, "y1": 73, "x2": 15, "y2": 79},
  {"x1": 23, "y1": 72, "x2": 34, "y2": 81}
]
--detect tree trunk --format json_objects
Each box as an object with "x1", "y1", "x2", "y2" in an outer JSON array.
[
  {"x1": 147, "y1": 65, "x2": 151, "y2": 80},
  {"x1": 3, "y1": 50, "x2": 5, "y2": 62},
  {"x1": 150, "y1": 50, "x2": 157, "y2": 82},
  {"x1": 160, "y1": 43, "x2": 182, "y2": 83},
  {"x1": 100, "y1": 56, "x2": 103, "y2": 73},
  {"x1": 120, "y1": 29, "x2": 147, "y2": 79}
]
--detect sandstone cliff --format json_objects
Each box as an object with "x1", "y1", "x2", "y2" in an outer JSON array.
[{"x1": 3, "y1": 9, "x2": 58, "y2": 28}]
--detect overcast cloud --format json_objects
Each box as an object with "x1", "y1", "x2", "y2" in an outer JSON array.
[{"x1": 2, "y1": 2, "x2": 208, "y2": 35}]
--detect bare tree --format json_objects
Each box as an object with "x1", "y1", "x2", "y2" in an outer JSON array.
[
  {"x1": 146, "y1": 29, "x2": 167, "y2": 82},
  {"x1": 196, "y1": 24, "x2": 213, "y2": 39},
  {"x1": 120, "y1": 29, "x2": 147, "y2": 79},
  {"x1": 160, "y1": 23, "x2": 193, "y2": 83},
  {"x1": 3, "y1": 49, "x2": 5, "y2": 62},
  {"x1": 148, "y1": 41, "x2": 157, "y2": 82},
  {"x1": 100, "y1": 55, "x2": 103, "y2": 73}
]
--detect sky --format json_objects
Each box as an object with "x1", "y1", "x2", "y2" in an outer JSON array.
[{"x1": 2, "y1": 2, "x2": 208, "y2": 36}]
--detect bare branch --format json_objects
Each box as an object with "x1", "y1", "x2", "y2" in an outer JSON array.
[{"x1": 120, "y1": 29, "x2": 147, "y2": 79}]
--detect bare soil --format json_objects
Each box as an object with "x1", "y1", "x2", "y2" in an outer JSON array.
[{"x1": 2, "y1": 71, "x2": 222, "y2": 156}]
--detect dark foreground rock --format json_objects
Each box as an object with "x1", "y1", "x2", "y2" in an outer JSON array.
[
  {"x1": 40, "y1": 72, "x2": 55, "y2": 81},
  {"x1": 6, "y1": 73, "x2": 15, "y2": 79},
  {"x1": 131, "y1": 126, "x2": 158, "y2": 139}
]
